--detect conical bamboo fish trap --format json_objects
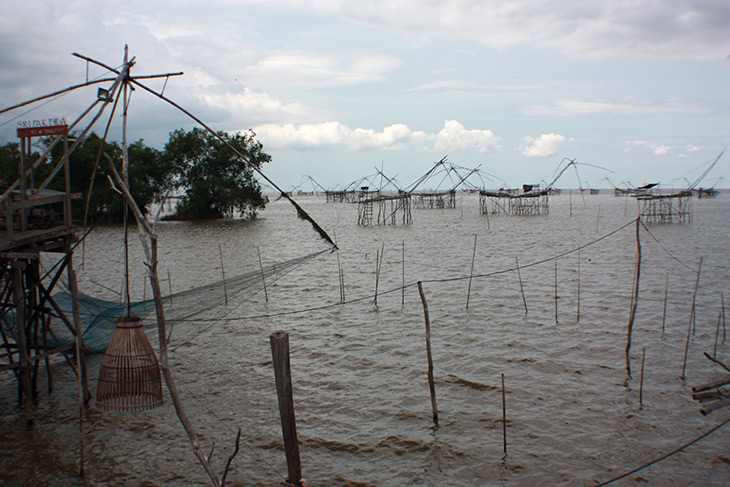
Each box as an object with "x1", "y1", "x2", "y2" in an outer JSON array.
[{"x1": 96, "y1": 315, "x2": 163, "y2": 411}]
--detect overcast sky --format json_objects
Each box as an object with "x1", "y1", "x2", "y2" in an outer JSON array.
[{"x1": 1, "y1": 0, "x2": 728, "y2": 190}]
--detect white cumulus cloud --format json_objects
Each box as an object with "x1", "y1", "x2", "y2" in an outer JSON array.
[
  {"x1": 434, "y1": 120, "x2": 500, "y2": 153},
  {"x1": 520, "y1": 133, "x2": 567, "y2": 157},
  {"x1": 254, "y1": 120, "x2": 500, "y2": 152}
]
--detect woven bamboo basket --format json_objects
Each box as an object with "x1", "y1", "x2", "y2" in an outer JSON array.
[{"x1": 96, "y1": 315, "x2": 163, "y2": 411}]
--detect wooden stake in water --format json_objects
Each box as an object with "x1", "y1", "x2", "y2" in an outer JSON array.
[
  {"x1": 466, "y1": 234, "x2": 477, "y2": 309},
  {"x1": 218, "y1": 244, "x2": 228, "y2": 305},
  {"x1": 690, "y1": 257, "x2": 703, "y2": 336},
  {"x1": 595, "y1": 204, "x2": 601, "y2": 233},
  {"x1": 626, "y1": 219, "x2": 641, "y2": 378},
  {"x1": 554, "y1": 261, "x2": 559, "y2": 324},
  {"x1": 417, "y1": 281, "x2": 438, "y2": 426},
  {"x1": 720, "y1": 293, "x2": 725, "y2": 343},
  {"x1": 167, "y1": 269, "x2": 173, "y2": 307},
  {"x1": 516, "y1": 257, "x2": 528, "y2": 315},
  {"x1": 662, "y1": 272, "x2": 669, "y2": 334},
  {"x1": 576, "y1": 249, "x2": 581, "y2": 323},
  {"x1": 501, "y1": 372, "x2": 507, "y2": 456},
  {"x1": 374, "y1": 242, "x2": 384, "y2": 305},
  {"x1": 682, "y1": 257, "x2": 703, "y2": 378},
  {"x1": 336, "y1": 250, "x2": 345, "y2": 304},
  {"x1": 714, "y1": 308, "x2": 722, "y2": 359},
  {"x1": 639, "y1": 348, "x2": 646, "y2": 409},
  {"x1": 269, "y1": 331, "x2": 303, "y2": 487},
  {"x1": 401, "y1": 241, "x2": 405, "y2": 306},
  {"x1": 258, "y1": 246, "x2": 269, "y2": 303}
]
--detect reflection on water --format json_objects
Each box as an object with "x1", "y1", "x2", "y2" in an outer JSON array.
[{"x1": 1, "y1": 192, "x2": 729, "y2": 486}]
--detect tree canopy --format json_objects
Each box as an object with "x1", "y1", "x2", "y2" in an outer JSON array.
[
  {"x1": 164, "y1": 128, "x2": 269, "y2": 219},
  {"x1": 0, "y1": 127, "x2": 269, "y2": 223}
]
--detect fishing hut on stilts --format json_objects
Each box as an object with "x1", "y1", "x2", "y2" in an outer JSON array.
[
  {"x1": 479, "y1": 184, "x2": 549, "y2": 216},
  {"x1": 636, "y1": 149, "x2": 725, "y2": 224},
  {"x1": 356, "y1": 165, "x2": 413, "y2": 226},
  {"x1": 409, "y1": 157, "x2": 485, "y2": 210},
  {"x1": 0, "y1": 121, "x2": 91, "y2": 423},
  {"x1": 636, "y1": 191, "x2": 693, "y2": 224}
]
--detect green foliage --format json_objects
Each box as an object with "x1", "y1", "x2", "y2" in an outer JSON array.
[
  {"x1": 1, "y1": 127, "x2": 268, "y2": 223},
  {"x1": 0, "y1": 142, "x2": 21, "y2": 188},
  {"x1": 164, "y1": 127, "x2": 269, "y2": 219}
]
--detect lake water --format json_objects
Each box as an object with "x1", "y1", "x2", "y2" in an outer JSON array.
[{"x1": 1, "y1": 190, "x2": 729, "y2": 486}]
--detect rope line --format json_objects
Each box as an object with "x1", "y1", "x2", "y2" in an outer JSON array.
[{"x1": 595, "y1": 415, "x2": 730, "y2": 486}]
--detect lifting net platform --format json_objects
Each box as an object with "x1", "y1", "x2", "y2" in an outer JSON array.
[{"x1": 47, "y1": 249, "x2": 327, "y2": 353}]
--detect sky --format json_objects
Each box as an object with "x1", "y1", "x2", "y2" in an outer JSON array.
[{"x1": 1, "y1": 0, "x2": 728, "y2": 191}]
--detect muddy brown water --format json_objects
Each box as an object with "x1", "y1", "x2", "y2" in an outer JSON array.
[{"x1": 1, "y1": 191, "x2": 728, "y2": 486}]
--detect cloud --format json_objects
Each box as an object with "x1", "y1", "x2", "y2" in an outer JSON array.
[
  {"x1": 335, "y1": 0, "x2": 730, "y2": 60},
  {"x1": 524, "y1": 99, "x2": 709, "y2": 116},
  {"x1": 248, "y1": 51, "x2": 402, "y2": 89},
  {"x1": 624, "y1": 140, "x2": 686, "y2": 156},
  {"x1": 253, "y1": 119, "x2": 500, "y2": 152},
  {"x1": 434, "y1": 120, "x2": 500, "y2": 153},
  {"x1": 520, "y1": 133, "x2": 567, "y2": 157}
]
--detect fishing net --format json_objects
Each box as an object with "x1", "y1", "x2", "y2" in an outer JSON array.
[{"x1": 47, "y1": 249, "x2": 327, "y2": 353}]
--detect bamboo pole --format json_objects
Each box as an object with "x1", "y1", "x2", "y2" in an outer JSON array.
[
  {"x1": 466, "y1": 234, "x2": 477, "y2": 309},
  {"x1": 626, "y1": 219, "x2": 641, "y2": 378},
  {"x1": 167, "y1": 269, "x2": 173, "y2": 307},
  {"x1": 67, "y1": 252, "x2": 92, "y2": 476},
  {"x1": 258, "y1": 246, "x2": 268, "y2": 303},
  {"x1": 515, "y1": 257, "x2": 528, "y2": 315},
  {"x1": 269, "y1": 331, "x2": 303, "y2": 487},
  {"x1": 690, "y1": 257, "x2": 703, "y2": 336},
  {"x1": 417, "y1": 281, "x2": 438, "y2": 425},
  {"x1": 218, "y1": 244, "x2": 228, "y2": 305},
  {"x1": 639, "y1": 348, "x2": 646, "y2": 409},
  {"x1": 336, "y1": 250, "x2": 345, "y2": 304},
  {"x1": 401, "y1": 241, "x2": 405, "y2": 306},
  {"x1": 576, "y1": 249, "x2": 580, "y2": 323},
  {"x1": 595, "y1": 204, "x2": 600, "y2": 233},
  {"x1": 554, "y1": 261, "x2": 559, "y2": 324},
  {"x1": 662, "y1": 272, "x2": 668, "y2": 334},
  {"x1": 720, "y1": 292, "x2": 726, "y2": 343},
  {"x1": 374, "y1": 242, "x2": 384, "y2": 305},
  {"x1": 105, "y1": 151, "x2": 222, "y2": 487},
  {"x1": 682, "y1": 257, "x2": 703, "y2": 379},
  {"x1": 713, "y1": 309, "x2": 722, "y2": 359},
  {"x1": 501, "y1": 372, "x2": 507, "y2": 457}
]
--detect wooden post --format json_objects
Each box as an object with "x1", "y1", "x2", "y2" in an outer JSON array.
[
  {"x1": 401, "y1": 241, "x2": 405, "y2": 306},
  {"x1": 374, "y1": 242, "x2": 384, "y2": 305},
  {"x1": 417, "y1": 281, "x2": 438, "y2": 425},
  {"x1": 501, "y1": 373, "x2": 507, "y2": 457},
  {"x1": 258, "y1": 247, "x2": 269, "y2": 303},
  {"x1": 722, "y1": 292, "x2": 726, "y2": 343},
  {"x1": 595, "y1": 204, "x2": 600, "y2": 233},
  {"x1": 576, "y1": 249, "x2": 581, "y2": 323},
  {"x1": 639, "y1": 348, "x2": 646, "y2": 409},
  {"x1": 269, "y1": 331, "x2": 303, "y2": 486},
  {"x1": 554, "y1": 261, "x2": 559, "y2": 324},
  {"x1": 690, "y1": 257, "x2": 703, "y2": 336},
  {"x1": 336, "y1": 250, "x2": 345, "y2": 304},
  {"x1": 661, "y1": 272, "x2": 668, "y2": 334},
  {"x1": 167, "y1": 269, "x2": 173, "y2": 307},
  {"x1": 219, "y1": 244, "x2": 228, "y2": 305},
  {"x1": 713, "y1": 309, "x2": 722, "y2": 359},
  {"x1": 466, "y1": 234, "x2": 477, "y2": 309},
  {"x1": 515, "y1": 257, "x2": 528, "y2": 315},
  {"x1": 682, "y1": 257, "x2": 703, "y2": 379},
  {"x1": 11, "y1": 261, "x2": 33, "y2": 424},
  {"x1": 626, "y1": 219, "x2": 641, "y2": 378}
]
